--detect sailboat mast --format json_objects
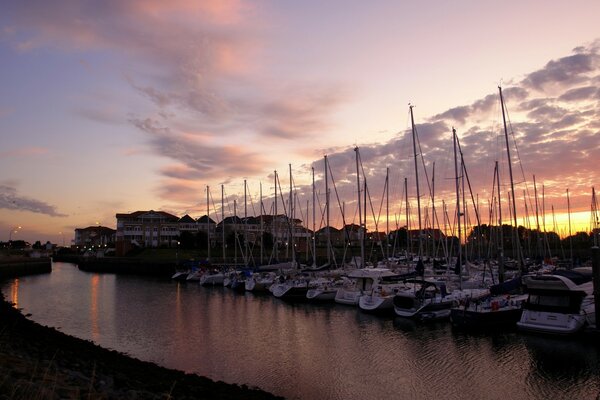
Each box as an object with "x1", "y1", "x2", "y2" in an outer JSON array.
[
  {"x1": 260, "y1": 182, "x2": 264, "y2": 265},
  {"x1": 290, "y1": 164, "x2": 295, "y2": 267},
  {"x1": 453, "y1": 128, "x2": 462, "y2": 285},
  {"x1": 592, "y1": 187, "x2": 599, "y2": 247},
  {"x1": 499, "y1": 86, "x2": 523, "y2": 271},
  {"x1": 234, "y1": 199, "x2": 237, "y2": 265},
  {"x1": 274, "y1": 170, "x2": 278, "y2": 261},
  {"x1": 355, "y1": 147, "x2": 364, "y2": 268},
  {"x1": 405, "y1": 177, "x2": 410, "y2": 260},
  {"x1": 495, "y1": 161, "x2": 505, "y2": 282},
  {"x1": 386, "y1": 167, "x2": 390, "y2": 261},
  {"x1": 410, "y1": 105, "x2": 423, "y2": 259},
  {"x1": 312, "y1": 167, "x2": 317, "y2": 267},
  {"x1": 207, "y1": 185, "x2": 210, "y2": 262},
  {"x1": 325, "y1": 155, "x2": 331, "y2": 265},
  {"x1": 244, "y1": 180, "x2": 248, "y2": 266},
  {"x1": 221, "y1": 185, "x2": 225, "y2": 263},
  {"x1": 567, "y1": 188, "x2": 573, "y2": 268},
  {"x1": 432, "y1": 162, "x2": 436, "y2": 260}
]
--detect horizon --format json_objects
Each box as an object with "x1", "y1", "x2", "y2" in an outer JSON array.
[{"x1": 1, "y1": 1, "x2": 599, "y2": 244}]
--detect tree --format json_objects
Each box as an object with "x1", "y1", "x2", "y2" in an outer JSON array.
[{"x1": 178, "y1": 231, "x2": 196, "y2": 249}]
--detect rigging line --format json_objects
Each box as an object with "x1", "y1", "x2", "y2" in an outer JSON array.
[
  {"x1": 356, "y1": 149, "x2": 380, "y2": 233},
  {"x1": 503, "y1": 96, "x2": 536, "y2": 222},
  {"x1": 356, "y1": 151, "x2": 388, "y2": 260},
  {"x1": 456, "y1": 134, "x2": 482, "y2": 227},
  {"x1": 327, "y1": 157, "x2": 356, "y2": 261}
]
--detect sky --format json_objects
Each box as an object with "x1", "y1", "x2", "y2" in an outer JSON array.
[{"x1": 1, "y1": 0, "x2": 600, "y2": 244}]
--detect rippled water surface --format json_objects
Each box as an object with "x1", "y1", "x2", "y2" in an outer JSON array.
[{"x1": 4, "y1": 262, "x2": 600, "y2": 399}]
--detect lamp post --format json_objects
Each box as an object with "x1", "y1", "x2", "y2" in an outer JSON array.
[{"x1": 8, "y1": 226, "x2": 22, "y2": 242}]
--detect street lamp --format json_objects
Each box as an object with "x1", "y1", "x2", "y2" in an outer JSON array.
[{"x1": 8, "y1": 226, "x2": 22, "y2": 241}]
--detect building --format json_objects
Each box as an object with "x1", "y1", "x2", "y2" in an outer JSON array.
[
  {"x1": 74, "y1": 226, "x2": 116, "y2": 248},
  {"x1": 115, "y1": 210, "x2": 179, "y2": 255}
]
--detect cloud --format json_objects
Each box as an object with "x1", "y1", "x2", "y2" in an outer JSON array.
[
  {"x1": 0, "y1": 184, "x2": 67, "y2": 217},
  {"x1": 130, "y1": 117, "x2": 268, "y2": 181},
  {"x1": 522, "y1": 52, "x2": 600, "y2": 91},
  {"x1": 0, "y1": 147, "x2": 49, "y2": 157},
  {"x1": 312, "y1": 40, "x2": 600, "y2": 222},
  {"x1": 3, "y1": 1, "x2": 352, "y2": 208},
  {"x1": 558, "y1": 86, "x2": 599, "y2": 102}
]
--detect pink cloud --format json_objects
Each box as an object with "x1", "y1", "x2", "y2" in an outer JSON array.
[{"x1": 0, "y1": 147, "x2": 49, "y2": 157}]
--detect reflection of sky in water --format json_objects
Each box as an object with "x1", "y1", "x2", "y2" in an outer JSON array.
[{"x1": 3, "y1": 262, "x2": 600, "y2": 400}]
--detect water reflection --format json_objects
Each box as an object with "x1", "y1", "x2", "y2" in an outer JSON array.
[
  {"x1": 3, "y1": 262, "x2": 600, "y2": 400},
  {"x1": 90, "y1": 275, "x2": 100, "y2": 341},
  {"x1": 523, "y1": 334, "x2": 600, "y2": 399},
  {"x1": 10, "y1": 278, "x2": 19, "y2": 308}
]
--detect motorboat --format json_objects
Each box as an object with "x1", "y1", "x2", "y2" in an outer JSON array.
[
  {"x1": 517, "y1": 269, "x2": 594, "y2": 335},
  {"x1": 393, "y1": 279, "x2": 487, "y2": 321},
  {"x1": 334, "y1": 268, "x2": 399, "y2": 306}
]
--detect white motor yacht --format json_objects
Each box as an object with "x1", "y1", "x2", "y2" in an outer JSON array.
[{"x1": 517, "y1": 269, "x2": 594, "y2": 335}]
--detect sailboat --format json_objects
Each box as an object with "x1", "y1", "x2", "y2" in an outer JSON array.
[{"x1": 450, "y1": 87, "x2": 528, "y2": 330}]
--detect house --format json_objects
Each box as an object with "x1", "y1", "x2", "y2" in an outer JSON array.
[
  {"x1": 115, "y1": 210, "x2": 179, "y2": 255},
  {"x1": 74, "y1": 226, "x2": 116, "y2": 247}
]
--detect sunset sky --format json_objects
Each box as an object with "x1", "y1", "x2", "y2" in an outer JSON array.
[{"x1": 1, "y1": 1, "x2": 600, "y2": 244}]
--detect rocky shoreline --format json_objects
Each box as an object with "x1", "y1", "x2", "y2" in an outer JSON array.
[{"x1": 0, "y1": 290, "x2": 283, "y2": 399}]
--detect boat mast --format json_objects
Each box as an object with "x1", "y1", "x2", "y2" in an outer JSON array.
[
  {"x1": 289, "y1": 164, "x2": 295, "y2": 267},
  {"x1": 312, "y1": 167, "x2": 317, "y2": 267},
  {"x1": 274, "y1": 170, "x2": 278, "y2": 262},
  {"x1": 431, "y1": 162, "x2": 436, "y2": 261},
  {"x1": 592, "y1": 187, "x2": 599, "y2": 247},
  {"x1": 410, "y1": 105, "x2": 423, "y2": 260},
  {"x1": 567, "y1": 188, "x2": 573, "y2": 268},
  {"x1": 533, "y1": 175, "x2": 542, "y2": 259},
  {"x1": 207, "y1": 185, "x2": 210, "y2": 263},
  {"x1": 260, "y1": 182, "x2": 264, "y2": 265},
  {"x1": 495, "y1": 161, "x2": 505, "y2": 282},
  {"x1": 499, "y1": 86, "x2": 524, "y2": 272},
  {"x1": 244, "y1": 179, "x2": 248, "y2": 267},
  {"x1": 234, "y1": 199, "x2": 237, "y2": 266},
  {"x1": 221, "y1": 185, "x2": 225, "y2": 264},
  {"x1": 405, "y1": 177, "x2": 410, "y2": 261},
  {"x1": 355, "y1": 147, "x2": 365, "y2": 268},
  {"x1": 325, "y1": 155, "x2": 331, "y2": 266},
  {"x1": 386, "y1": 167, "x2": 390, "y2": 261},
  {"x1": 453, "y1": 128, "x2": 462, "y2": 287}
]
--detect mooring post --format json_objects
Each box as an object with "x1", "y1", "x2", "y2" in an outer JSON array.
[{"x1": 592, "y1": 246, "x2": 600, "y2": 332}]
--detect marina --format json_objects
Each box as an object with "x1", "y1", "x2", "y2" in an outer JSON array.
[{"x1": 3, "y1": 261, "x2": 600, "y2": 400}]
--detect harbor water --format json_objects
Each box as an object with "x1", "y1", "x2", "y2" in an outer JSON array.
[{"x1": 3, "y1": 262, "x2": 600, "y2": 400}]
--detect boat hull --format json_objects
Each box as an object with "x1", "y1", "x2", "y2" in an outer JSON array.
[
  {"x1": 306, "y1": 289, "x2": 337, "y2": 302},
  {"x1": 359, "y1": 295, "x2": 395, "y2": 314},
  {"x1": 517, "y1": 310, "x2": 587, "y2": 335},
  {"x1": 450, "y1": 307, "x2": 523, "y2": 330},
  {"x1": 334, "y1": 289, "x2": 362, "y2": 306},
  {"x1": 272, "y1": 285, "x2": 311, "y2": 302}
]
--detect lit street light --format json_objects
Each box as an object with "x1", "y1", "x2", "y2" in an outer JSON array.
[
  {"x1": 8, "y1": 226, "x2": 22, "y2": 249},
  {"x1": 8, "y1": 226, "x2": 22, "y2": 241}
]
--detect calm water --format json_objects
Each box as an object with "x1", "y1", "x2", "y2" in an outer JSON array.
[{"x1": 3, "y1": 262, "x2": 600, "y2": 400}]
